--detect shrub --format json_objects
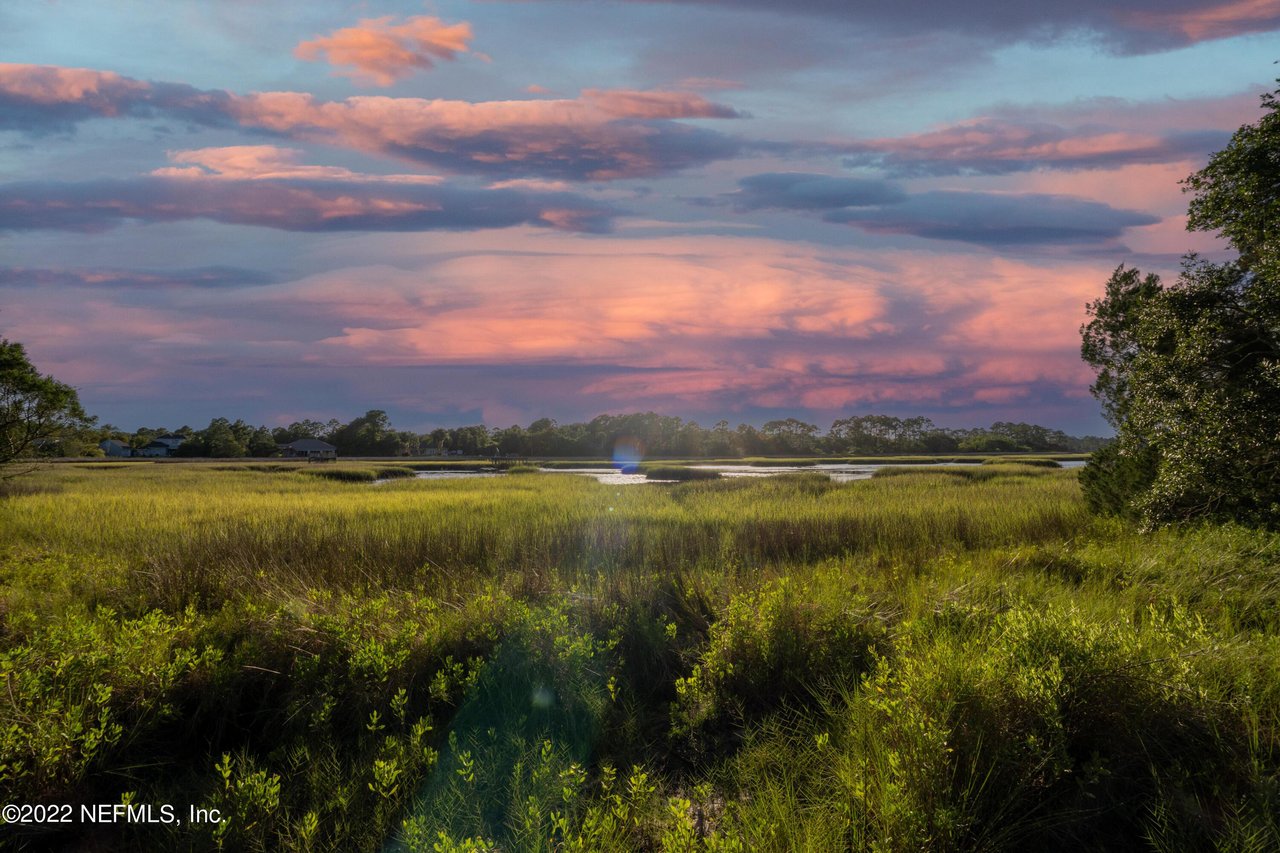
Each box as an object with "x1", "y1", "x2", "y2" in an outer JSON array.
[
  {"x1": 301, "y1": 467, "x2": 378, "y2": 483},
  {"x1": 1078, "y1": 441, "x2": 1158, "y2": 519},
  {"x1": 374, "y1": 466, "x2": 417, "y2": 479},
  {"x1": 643, "y1": 466, "x2": 721, "y2": 481},
  {"x1": 675, "y1": 577, "x2": 888, "y2": 749},
  {"x1": 981, "y1": 457, "x2": 1061, "y2": 468},
  {"x1": 840, "y1": 603, "x2": 1254, "y2": 850}
]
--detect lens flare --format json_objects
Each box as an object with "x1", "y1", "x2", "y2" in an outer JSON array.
[{"x1": 611, "y1": 436, "x2": 643, "y2": 473}]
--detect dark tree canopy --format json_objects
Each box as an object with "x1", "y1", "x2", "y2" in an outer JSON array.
[
  {"x1": 1184, "y1": 88, "x2": 1280, "y2": 277},
  {"x1": 1081, "y1": 83, "x2": 1280, "y2": 526},
  {"x1": 0, "y1": 338, "x2": 93, "y2": 470}
]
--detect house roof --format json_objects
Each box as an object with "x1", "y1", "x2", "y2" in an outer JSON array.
[{"x1": 281, "y1": 438, "x2": 337, "y2": 451}]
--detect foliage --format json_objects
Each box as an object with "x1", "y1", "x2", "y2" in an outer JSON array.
[
  {"x1": 1, "y1": 465, "x2": 1277, "y2": 850},
  {"x1": 1082, "y1": 84, "x2": 1280, "y2": 527},
  {"x1": 674, "y1": 576, "x2": 888, "y2": 749},
  {"x1": 111, "y1": 409, "x2": 1106, "y2": 460},
  {"x1": 1082, "y1": 259, "x2": 1280, "y2": 525},
  {"x1": 1184, "y1": 87, "x2": 1280, "y2": 277},
  {"x1": 642, "y1": 465, "x2": 721, "y2": 481},
  {"x1": 0, "y1": 338, "x2": 93, "y2": 471}
]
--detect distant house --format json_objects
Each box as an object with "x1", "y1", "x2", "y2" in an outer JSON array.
[
  {"x1": 279, "y1": 439, "x2": 338, "y2": 460},
  {"x1": 132, "y1": 433, "x2": 187, "y2": 458},
  {"x1": 134, "y1": 441, "x2": 172, "y2": 458},
  {"x1": 100, "y1": 439, "x2": 132, "y2": 458},
  {"x1": 153, "y1": 433, "x2": 186, "y2": 452}
]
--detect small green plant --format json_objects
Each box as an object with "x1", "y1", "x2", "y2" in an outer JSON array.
[{"x1": 643, "y1": 466, "x2": 721, "y2": 481}]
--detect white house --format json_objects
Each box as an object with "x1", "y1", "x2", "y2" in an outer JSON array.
[{"x1": 100, "y1": 439, "x2": 132, "y2": 457}]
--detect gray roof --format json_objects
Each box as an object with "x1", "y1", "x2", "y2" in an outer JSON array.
[{"x1": 281, "y1": 438, "x2": 337, "y2": 451}]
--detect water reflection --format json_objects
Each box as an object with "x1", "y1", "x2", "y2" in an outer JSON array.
[{"x1": 398, "y1": 459, "x2": 1086, "y2": 485}]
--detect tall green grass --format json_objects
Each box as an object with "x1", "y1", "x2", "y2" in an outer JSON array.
[{"x1": 0, "y1": 463, "x2": 1275, "y2": 851}]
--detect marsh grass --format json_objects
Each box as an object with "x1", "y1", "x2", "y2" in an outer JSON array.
[
  {"x1": 0, "y1": 463, "x2": 1275, "y2": 851},
  {"x1": 642, "y1": 465, "x2": 722, "y2": 481}
]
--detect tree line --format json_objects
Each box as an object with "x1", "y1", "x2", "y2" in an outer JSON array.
[{"x1": 86, "y1": 410, "x2": 1106, "y2": 459}]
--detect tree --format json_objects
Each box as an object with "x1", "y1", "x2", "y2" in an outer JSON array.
[
  {"x1": 1081, "y1": 83, "x2": 1280, "y2": 526},
  {"x1": 0, "y1": 338, "x2": 93, "y2": 471},
  {"x1": 1184, "y1": 87, "x2": 1280, "y2": 277},
  {"x1": 761, "y1": 418, "x2": 819, "y2": 454}
]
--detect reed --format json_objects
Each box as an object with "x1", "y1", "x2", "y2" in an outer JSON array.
[{"x1": 0, "y1": 462, "x2": 1274, "y2": 852}]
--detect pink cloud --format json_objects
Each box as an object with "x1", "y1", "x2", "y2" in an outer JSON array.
[
  {"x1": 223, "y1": 87, "x2": 742, "y2": 178},
  {"x1": 1125, "y1": 0, "x2": 1280, "y2": 42},
  {"x1": 0, "y1": 63, "x2": 147, "y2": 106},
  {"x1": 0, "y1": 63, "x2": 743, "y2": 179},
  {"x1": 0, "y1": 175, "x2": 615, "y2": 233},
  {"x1": 579, "y1": 88, "x2": 742, "y2": 119},
  {"x1": 193, "y1": 236, "x2": 1106, "y2": 411},
  {"x1": 150, "y1": 145, "x2": 444, "y2": 183},
  {"x1": 6, "y1": 234, "x2": 1124, "y2": 421},
  {"x1": 842, "y1": 90, "x2": 1261, "y2": 177},
  {"x1": 295, "y1": 16, "x2": 474, "y2": 86}
]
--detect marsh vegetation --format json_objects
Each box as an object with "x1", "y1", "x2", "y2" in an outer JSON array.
[{"x1": 0, "y1": 462, "x2": 1276, "y2": 851}]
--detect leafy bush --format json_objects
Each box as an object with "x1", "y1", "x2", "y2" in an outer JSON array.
[
  {"x1": 301, "y1": 467, "x2": 378, "y2": 483},
  {"x1": 374, "y1": 466, "x2": 417, "y2": 479},
  {"x1": 675, "y1": 577, "x2": 888, "y2": 749},
  {"x1": 643, "y1": 466, "x2": 721, "y2": 481},
  {"x1": 839, "y1": 603, "x2": 1257, "y2": 850},
  {"x1": 0, "y1": 607, "x2": 219, "y2": 803},
  {"x1": 1078, "y1": 441, "x2": 1158, "y2": 519},
  {"x1": 981, "y1": 457, "x2": 1061, "y2": 468}
]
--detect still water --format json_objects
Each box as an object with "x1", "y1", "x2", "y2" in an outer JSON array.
[{"x1": 402, "y1": 459, "x2": 1084, "y2": 486}]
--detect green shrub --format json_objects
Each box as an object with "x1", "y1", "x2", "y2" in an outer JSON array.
[
  {"x1": 0, "y1": 607, "x2": 220, "y2": 803},
  {"x1": 981, "y1": 457, "x2": 1061, "y2": 468},
  {"x1": 302, "y1": 467, "x2": 378, "y2": 483},
  {"x1": 1079, "y1": 441, "x2": 1158, "y2": 519},
  {"x1": 837, "y1": 603, "x2": 1255, "y2": 850},
  {"x1": 643, "y1": 466, "x2": 721, "y2": 481},
  {"x1": 675, "y1": 577, "x2": 888, "y2": 749},
  {"x1": 374, "y1": 466, "x2": 417, "y2": 479}
]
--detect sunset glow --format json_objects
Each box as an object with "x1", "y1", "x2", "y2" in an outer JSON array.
[{"x1": 1, "y1": 1, "x2": 1272, "y2": 433}]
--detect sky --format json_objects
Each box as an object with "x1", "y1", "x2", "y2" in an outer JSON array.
[{"x1": 1, "y1": 1, "x2": 1275, "y2": 435}]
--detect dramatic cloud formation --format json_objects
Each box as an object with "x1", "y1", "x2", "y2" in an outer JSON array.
[
  {"x1": 295, "y1": 16, "x2": 475, "y2": 86},
  {"x1": 0, "y1": 237, "x2": 1108, "y2": 429},
  {"x1": 2, "y1": 3, "x2": 1269, "y2": 433},
  {"x1": 578, "y1": 0, "x2": 1280, "y2": 51},
  {"x1": 840, "y1": 92, "x2": 1264, "y2": 176},
  {"x1": 1124, "y1": 0, "x2": 1280, "y2": 43},
  {"x1": 222, "y1": 88, "x2": 743, "y2": 180},
  {"x1": 725, "y1": 174, "x2": 1158, "y2": 248},
  {"x1": 150, "y1": 146, "x2": 443, "y2": 183},
  {"x1": 825, "y1": 191, "x2": 1159, "y2": 247},
  {"x1": 0, "y1": 176, "x2": 615, "y2": 233},
  {"x1": 843, "y1": 121, "x2": 1228, "y2": 177},
  {"x1": 0, "y1": 64, "x2": 744, "y2": 180},
  {"x1": 728, "y1": 173, "x2": 906, "y2": 210},
  {"x1": 0, "y1": 63, "x2": 232, "y2": 134},
  {"x1": 0, "y1": 265, "x2": 274, "y2": 291}
]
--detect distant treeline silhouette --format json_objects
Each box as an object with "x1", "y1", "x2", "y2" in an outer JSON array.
[{"x1": 95, "y1": 410, "x2": 1108, "y2": 458}]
